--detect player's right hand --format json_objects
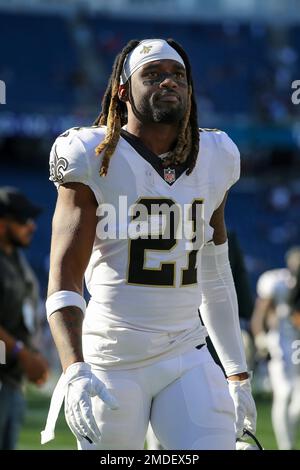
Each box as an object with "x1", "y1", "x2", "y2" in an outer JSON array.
[{"x1": 64, "y1": 362, "x2": 119, "y2": 444}]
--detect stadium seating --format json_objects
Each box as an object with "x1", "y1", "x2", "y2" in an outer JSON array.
[{"x1": 1, "y1": 11, "x2": 299, "y2": 119}]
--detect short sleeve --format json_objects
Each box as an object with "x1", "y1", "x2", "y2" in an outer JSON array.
[
  {"x1": 210, "y1": 130, "x2": 241, "y2": 211},
  {"x1": 220, "y1": 132, "x2": 241, "y2": 190},
  {"x1": 49, "y1": 128, "x2": 89, "y2": 188},
  {"x1": 257, "y1": 271, "x2": 275, "y2": 299}
]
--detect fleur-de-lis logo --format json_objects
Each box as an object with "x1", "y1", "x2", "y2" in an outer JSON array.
[
  {"x1": 140, "y1": 45, "x2": 152, "y2": 54},
  {"x1": 49, "y1": 144, "x2": 69, "y2": 183}
]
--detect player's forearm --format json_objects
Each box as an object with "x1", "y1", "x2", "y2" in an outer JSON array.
[
  {"x1": 202, "y1": 299, "x2": 247, "y2": 377},
  {"x1": 200, "y1": 241, "x2": 248, "y2": 376},
  {"x1": 49, "y1": 307, "x2": 84, "y2": 372},
  {"x1": 47, "y1": 268, "x2": 85, "y2": 372}
]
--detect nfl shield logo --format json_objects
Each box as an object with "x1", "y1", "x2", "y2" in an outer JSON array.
[{"x1": 164, "y1": 168, "x2": 176, "y2": 184}]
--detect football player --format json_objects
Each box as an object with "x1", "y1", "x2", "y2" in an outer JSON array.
[
  {"x1": 42, "y1": 38, "x2": 256, "y2": 450},
  {"x1": 251, "y1": 247, "x2": 300, "y2": 449}
]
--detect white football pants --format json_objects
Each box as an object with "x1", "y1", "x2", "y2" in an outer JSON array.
[
  {"x1": 268, "y1": 359, "x2": 300, "y2": 450},
  {"x1": 78, "y1": 346, "x2": 235, "y2": 450}
]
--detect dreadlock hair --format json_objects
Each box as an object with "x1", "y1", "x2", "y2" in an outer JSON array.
[{"x1": 94, "y1": 38, "x2": 199, "y2": 177}]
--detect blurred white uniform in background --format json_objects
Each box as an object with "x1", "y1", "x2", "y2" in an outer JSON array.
[{"x1": 255, "y1": 268, "x2": 300, "y2": 449}]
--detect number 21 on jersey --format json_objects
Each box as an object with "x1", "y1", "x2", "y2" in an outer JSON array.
[{"x1": 127, "y1": 197, "x2": 204, "y2": 287}]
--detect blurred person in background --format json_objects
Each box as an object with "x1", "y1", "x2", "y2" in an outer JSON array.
[
  {"x1": 251, "y1": 246, "x2": 300, "y2": 450},
  {"x1": 0, "y1": 187, "x2": 49, "y2": 450}
]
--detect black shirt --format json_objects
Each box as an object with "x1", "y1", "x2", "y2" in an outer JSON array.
[{"x1": 0, "y1": 248, "x2": 38, "y2": 387}]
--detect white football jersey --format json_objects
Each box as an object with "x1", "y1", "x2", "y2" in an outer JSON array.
[
  {"x1": 49, "y1": 126, "x2": 240, "y2": 369},
  {"x1": 257, "y1": 269, "x2": 300, "y2": 365}
]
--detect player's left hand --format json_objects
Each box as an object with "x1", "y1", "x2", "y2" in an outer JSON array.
[{"x1": 228, "y1": 378, "x2": 257, "y2": 438}]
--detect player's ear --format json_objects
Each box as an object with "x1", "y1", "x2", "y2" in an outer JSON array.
[{"x1": 118, "y1": 84, "x2": 128, "y2": 102}]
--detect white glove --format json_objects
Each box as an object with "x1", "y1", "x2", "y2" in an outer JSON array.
[
  {"x1": 64, "y1": 362, "x2": 119, "y2": 444},
  {"x1": 236, "y1": 440, "x2": 258, "y2": 450},
  {"x1": 228, "y1": 378, "x2": 257, "y2": 438},
  {"x1": 236, "y1": 429, "x2": 264, "y2": 450}
]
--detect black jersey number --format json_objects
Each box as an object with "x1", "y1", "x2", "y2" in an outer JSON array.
[{"x1": 127, "y1": 198, "x2": 203, "y2": 287}]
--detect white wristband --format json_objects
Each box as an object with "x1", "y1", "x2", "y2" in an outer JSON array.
[{"x1": 46, "y1": 290, "x2": 86, "y2": 320}]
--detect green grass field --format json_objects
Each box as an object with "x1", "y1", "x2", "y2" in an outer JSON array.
[{"x1": 17, "y1": 388, "x2": 300, "y2": 450}]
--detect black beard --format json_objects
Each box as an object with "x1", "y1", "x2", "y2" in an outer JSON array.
[
  {"x1": 139, "y1": 95, "x2": 186, "y2": 124},
  {"x1": 152, "y1": 106, "x2": 182, "y2": 123}
]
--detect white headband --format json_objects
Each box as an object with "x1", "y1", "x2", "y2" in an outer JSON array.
[{"x1": 120, "y1": 39, "x2": 185, "y2": 85}]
